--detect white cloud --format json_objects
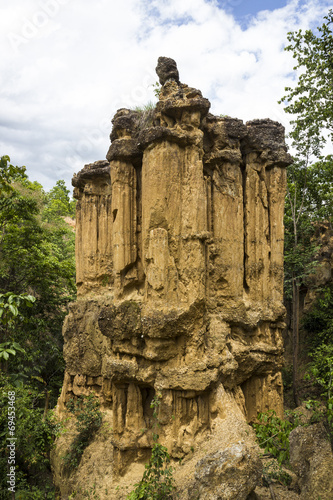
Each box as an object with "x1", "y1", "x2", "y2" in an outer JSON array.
[{"x1": 0, "y1": 0, "x2": 332, "y2": 191}]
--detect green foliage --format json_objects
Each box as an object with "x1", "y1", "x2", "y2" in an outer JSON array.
[
  {"x1": 43, "y1": 179, "x2": 76, "y2": 222},
  {"x1": 0, "y1": 294, "x2": 36, "y2": 360},
  {"x1": 302, "y1": 158, "x2": 333, "y2": 221},
  {"x1": 0, "y1": 170, "x2": 76, "y2": 313},
  {"x1": 0, "y1": 155, "x2": 27, "y2": 195},
  {"x1": 281, "y1": 29, "x2": 333, "y2": 402},
  {"x1": 309, "y1": 343, "x2": 333, "y2": 390},
  {"x1": 281, "y1": 9, "x2": 333, "y2": 300},
  {"x1": 0, "y1": 292, "x2": 35, "y2": 326},
  {"x1": 127, "y1": 444, "x2": 175, "y2": 500},
  {"x1": 0, "y1": 157, "x2": 76, "y2": 405},
  {"x1": 151, "y1": 82, "x2": 161, "y2": 99},
  {"x1": 302, "y1": 284, "x2": 333, "y2": 435},
  {"x1": 303, "y1": 284, "x2": 333, "y2": 348},
  {"x1": 127, "y1": 394, "x2": 176, "y2": 500},
  {"x1": 262, "y1": 460, "x2": 292, "y2": 487},
  {"x1": 283, "y1": 158, "x2": 333, "y2": 299},
  {"x1": 0, "y1": 373, "x2": 61, "y2": 498},
  {"x1": 280, "y1": 9, "x2": 333, "y2": 158},
  {"x1": 0, "y1": 341, "x2": 26, "y2": 361},
  {"x1": 134, "y1": 102, "x2": 156, "y2": 113},
  {"x1": 303, "y1": 399, "x2": 325, "y2": 423},
  {"x1": 63, "y1": 394, "x2": 103, "y2": 470},
  {"x1": 252, "y1": 410, "x2": 301, "y2": 465},
  {"x1": 0, "y1": 292, "x2": 35, "y2": 367},
  {"x1": 0, "y1": 156, "x2": 76, "y2": 494},
  {"x1": 134, "y1": 102, "x2": 156, "y2": 132},
  {"x1": 301, "y1": 397, "x2": 333, "y2": 442}
]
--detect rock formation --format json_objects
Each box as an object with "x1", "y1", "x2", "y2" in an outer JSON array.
[
  {"x1": 303, "y1": 221, "x2": 333, "y2": 312},
  {"x1": 52, "y1": 58, "x2": 292, "y2": 498},
  {"x1": 289, "y1": 422, "x2": 333, "y2": 499}
]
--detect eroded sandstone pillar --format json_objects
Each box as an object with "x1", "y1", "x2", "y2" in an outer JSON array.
[
  {"x1": 72, "y1": 160, "x2": 113, "y2": 294},
  {"x1": 110, "y1": 160, "x2": 137, "y2": 274},
  {"x1": 53, "y1": 57, "x2": 292, "y2": 498}
]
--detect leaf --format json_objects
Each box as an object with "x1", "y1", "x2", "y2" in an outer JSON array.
[
  {"x1": 0, "y1": 342, "x2": 11, "y2": 348},
  {"x1": 25, "y1": 298, "x2": 36, "y2": 306},
  {"x1": 8, "y1": 304, "x2": 18, "y2": 316}
]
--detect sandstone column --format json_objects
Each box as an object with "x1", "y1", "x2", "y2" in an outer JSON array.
[
  {"x1": 53, "y1": 58, "x2": 293, "y2": 499},
  {"x1": 72, "y1": 160, "x2": 113, "y2": 294}
]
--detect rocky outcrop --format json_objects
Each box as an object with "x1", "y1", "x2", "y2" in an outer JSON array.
[
  {"x1": 52, "y1": 58, "x2": 292, "y2": 498},
  {"x1": 156, "y1": 56, "x2": 180, "y2": 85},
  {"x1": 191, "y1": 443, "x2": 262, "y2": 499},
  {"x1": 303, "y1": 221, "x2": 333, "y2": 312},
  {"x1": 289, "y1": 422, "x2": 333, "y2": 499}
]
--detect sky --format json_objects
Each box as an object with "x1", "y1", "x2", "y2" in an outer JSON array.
[{"x1": 0, "y1": 0, "x2": 331, "y2": 192}]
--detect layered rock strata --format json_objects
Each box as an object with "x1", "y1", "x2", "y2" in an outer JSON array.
[{"x1": 53, "y1": 58, "x2": 292, "y2": 497}]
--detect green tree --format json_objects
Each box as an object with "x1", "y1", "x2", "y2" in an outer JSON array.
[
  {"x1": 280, "y1": 9, "x2": 333, "y2": 159},
  {"x1": 302, "y1": 283, "x2": 333, "y2": 434},
  {"x1": 0, "y1": 155, "x2": 27, "y2": 195},
  {"x1": 283, "y1": 157, "x2": 333, "y2": 405},
  {"x1": 0, "y1": 277, "x2": 59, "y2": 498},
  {"x1": 303, "y1": 283, "x2": 333, "y2": 350},
  {"x1": 0, "y1": 156, "x2": 76, "y2": 495},
  {"x1": 43, "y1": 179, "x2": 76, "y2": 222},
  {"x1": 0, "y1": 292, "x2": 35, "y2": 373},
  {"x1": 0, "y1": 171, "x2": 75, "y2": 397},
  {"x1": 280, "y1": 10, "x2": 333, "y2": 406},
  {"x1": 0, "y1": 373, "x2": 60, "y2": 499}
]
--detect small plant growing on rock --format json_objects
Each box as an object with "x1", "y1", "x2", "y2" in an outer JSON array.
[
  {"x1": 63, "y1": 394, "x2": 102, "y2": 470},
  {"x1": 262, "y1": 459, "x2": 292, "y2": 487},
  {"x1": 127, "y1": 393, "x2": 176, "y2": 499},
  {"x1": 252, "y1": 410, "x2": 299, "y2": 465},
  {"x1": 151, "y1": 81, "x2": 161, "y2": 99},
  {"x1": 134, "y1": 102, "x2": 156, "y2": 132}
]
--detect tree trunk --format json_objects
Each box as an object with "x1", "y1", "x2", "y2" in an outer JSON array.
[{"x1": 292, "y1": 274, "x2": 300, "y2": 407}]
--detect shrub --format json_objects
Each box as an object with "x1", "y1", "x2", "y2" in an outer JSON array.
[
  {"x1": 262, "y1": 459, "x2": 292, "y2": 487},
  {"x1": 0, "y1": 374, "x2": 60, "y2": 498},
  {"x1": 303, "y1": 284, "x2": 333, "y2": 349},
  {"x1": 127, "y1": 443, "x2": 175, "y2": 500},
  {"x1": 252, "y1": 410, "x2": 300, "y2": 464},
  {"x1": 127, "y1": 393, "x2": 176, "y2": 500},
  {"x1": 63, "y1": 394, "x2": 102, "y2": 470}
]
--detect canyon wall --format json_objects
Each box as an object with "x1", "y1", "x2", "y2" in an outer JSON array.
[{"x1": 52, "y1": 58, "x2": 292, "y2": 499}]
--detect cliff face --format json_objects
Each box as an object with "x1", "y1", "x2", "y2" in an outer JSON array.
[{"x1": 53, "y1": 58, "x2": 292, "y2": 498}]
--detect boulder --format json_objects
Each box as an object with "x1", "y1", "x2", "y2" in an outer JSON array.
[
  {"x1": 155, "y1": 56, "x2": 180, "y2": 85},
  {"x1": 190, "y1": 442, "x2": 262, "y2": 499},
  {"x1": 289, "y1": 422, "x2": 333, "y2": 499}
]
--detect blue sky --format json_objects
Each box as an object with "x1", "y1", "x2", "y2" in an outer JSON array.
[
  {"x1": 0, "y1": 0, "x2": 331, "y2": 191},
  {"x1": 220, "y1": 0, "x2": 290, "y2": 25}
]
